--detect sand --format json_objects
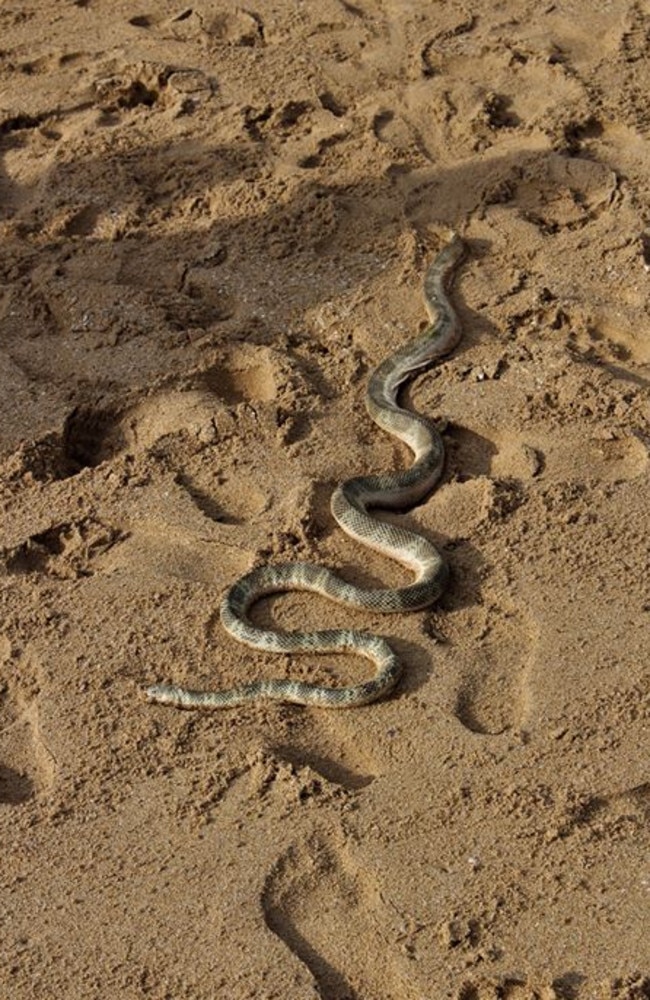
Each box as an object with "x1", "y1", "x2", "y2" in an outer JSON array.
[{"x1": 1, "y1": 1, "x2": 649, "y2": 997}]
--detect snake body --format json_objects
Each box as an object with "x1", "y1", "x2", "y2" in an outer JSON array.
[{"x1": 146, "y1": 235, "x2": 466, "y2": 709}]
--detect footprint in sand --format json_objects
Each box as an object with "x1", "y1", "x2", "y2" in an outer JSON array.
[
  {"x1": 490, "y1": 426, "x2": 649, "y2": 485},
  {"x1": 270, "y1": 707, "x2": 378, "y2": 791},
  {"x1": 56, "y1": 342, "x2": 301, "y2": 468},
  {"x1": 9, "y1": 338, "x2": 288, "y2": 492},
  {"x1": 3, "y1": 517, "x2": 124, "y2": 580},
  {"x1": 61, "y1": 389, "x2": 226, "y2": 470},
  {"x1": 567, "y1": 309, "x2": 650, "y2": 378},
  {"x1": 452, "y1": 603, "x2": 540, "y2": 737},
  {"x1": 127, "y1": 7, "x2": 263, "y2": 47},
  {"x1": 449, "y1": 421, "x2": 648, "y2": 489},
  {"x1": 440, "y1": 408, "x2": 646, "y2": 739},
  {"x1": 0, "y1": 639, "x2": 56, "y2": 805},
  {"x1": 263, "y1": 837, "x2": 419, "y2": 1000},
  {"x1": 431, "y1": 475, "x2": 540, "y2": 736},
  {"x1": 545, "y1": 780, "x2": 650, "y2": 843},
  {"x1": 200, "y1": 346, "x2": 277, "y2": 406}
]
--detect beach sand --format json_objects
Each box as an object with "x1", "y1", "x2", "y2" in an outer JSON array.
[{"x1": 1, "y1": 1, "x2": 649, "y2": 996}]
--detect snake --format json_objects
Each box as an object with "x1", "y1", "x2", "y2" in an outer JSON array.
[{"x1": 145, "y1": 234, "x2": 467, "y2": 709}]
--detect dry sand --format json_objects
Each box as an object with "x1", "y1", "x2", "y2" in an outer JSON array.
[{"x1": 1, "y1": 1, "x2": 649, "y2": 997}]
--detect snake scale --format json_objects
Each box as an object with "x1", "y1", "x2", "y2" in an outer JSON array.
[{"x1": 145, "y1": 234, "x2": 467, "y2": 709}]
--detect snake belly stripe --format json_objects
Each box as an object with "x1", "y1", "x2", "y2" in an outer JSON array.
[{"x1": 145, "y1": 234, "x2": 467, "y2": 709}]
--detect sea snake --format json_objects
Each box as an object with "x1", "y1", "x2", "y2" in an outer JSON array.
[{"x1": 145, "y1": 234, "x2": 467, "y2": 709}]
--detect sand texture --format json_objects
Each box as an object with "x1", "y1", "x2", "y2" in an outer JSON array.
[{"x1": 1, "y1": 1, "x2": 650, "y2": 997}]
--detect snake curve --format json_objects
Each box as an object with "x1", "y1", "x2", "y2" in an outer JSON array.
[{"x1": 145, "y1": 234, "x2": 467, "y2": 709}]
